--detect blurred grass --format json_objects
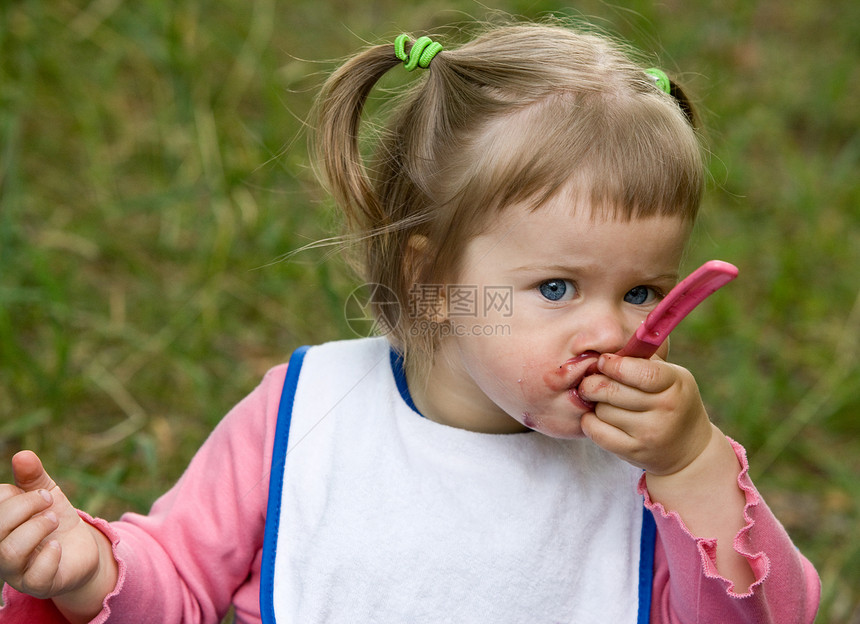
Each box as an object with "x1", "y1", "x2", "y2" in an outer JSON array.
[{"x1": 0, "y1": 0, "x2": 857, "y2": 621}]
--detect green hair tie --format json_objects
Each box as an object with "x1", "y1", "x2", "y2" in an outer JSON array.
[
  {"x1": 394, "y1": 34, "x2": 443, "y2": 71},
  {"x1": 645, "y1": 68, "x2": 671, "y2": 95}
]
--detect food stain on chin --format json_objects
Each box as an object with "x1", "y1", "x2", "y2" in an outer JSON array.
[{"x1": 522, "y1": 412, "x2": 537, "y2": 429}]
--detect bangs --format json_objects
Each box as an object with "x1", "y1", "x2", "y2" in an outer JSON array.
[{"x1": 450, "y1": 91, "x2": 704, "y2": 223}]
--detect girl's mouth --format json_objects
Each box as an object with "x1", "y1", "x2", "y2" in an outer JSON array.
[
  {"x1": 569, "y1": 384, "x2": 595, "y2": 411},
  {"x1": 543, "y1": 351, "x2": 600, "y2": 411}
]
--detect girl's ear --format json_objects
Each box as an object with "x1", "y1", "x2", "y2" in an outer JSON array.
[
  {"x1": 405, "y1": 234, "x2": 432, "y2": 284},
  {"x1": 405, "y1": 234, "x2": 447, "y2": 324}
]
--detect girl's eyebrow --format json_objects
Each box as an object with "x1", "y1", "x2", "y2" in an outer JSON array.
[
  {"x1": 640, "y1": 272, "x2": 682, "y2": 284},
  {"x1": 510, "y1": 262, "x2": 595, "y2": 274}
]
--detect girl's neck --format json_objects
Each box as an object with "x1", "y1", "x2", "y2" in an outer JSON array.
[{"x1": 404, "y1": 340, "x2": 530, "y2": 435}]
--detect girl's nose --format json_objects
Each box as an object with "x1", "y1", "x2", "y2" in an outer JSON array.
[{"x1": 569, "y1": 306, "x2": 630, "y2": 356}]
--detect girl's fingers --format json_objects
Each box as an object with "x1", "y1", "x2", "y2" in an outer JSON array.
[
  {"x1": 0, "y1": 483, "x2": 25, "y2": 505},
  {"x1": 0, "y1": 509, "x2": 60, "y2": 578},
  {"x1": 579, "y1": 355, "x2": 682, "y2": 411},
  {"x1": 0, "y1": 490, "x2": 53, "y2": 540},
  {"x1": 21, "y1": 540, "x2": 63, "y2": 598},
  {"x1": 12, "y1": 451, "x2": 58, "y2": 493},
  {"x1": 578, "y1": 374, "x2": 653, "y2": 412},
  {"x1": 596, "y1": 353, "x2": 674, "y2": 394},
  {"x1": 580, "y1": 411, "x2": 640, "y2": 463}
]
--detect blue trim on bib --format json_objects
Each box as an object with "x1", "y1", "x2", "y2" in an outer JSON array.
[
  {"x1": 260, "y1": 345, "x2": 309, "y2": 624},
  {"x1": 637, "y1": 506, "x2": 657, "y2": 623},
  {"x1": 389, "y1": 347, "x2": 423, "y2": 416}
]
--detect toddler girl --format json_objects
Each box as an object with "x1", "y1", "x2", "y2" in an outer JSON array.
[{"x1": 0, "y1": 21, "x2": 820, "y2": 624}]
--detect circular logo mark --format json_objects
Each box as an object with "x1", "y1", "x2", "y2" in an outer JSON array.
[{"x1": 343, "y1": 283, "x2": 401, "y2": 338}]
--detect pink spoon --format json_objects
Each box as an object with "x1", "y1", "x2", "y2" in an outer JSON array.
[{"x1": 615, "y1": 259, "x2": 738, "y2": 359}]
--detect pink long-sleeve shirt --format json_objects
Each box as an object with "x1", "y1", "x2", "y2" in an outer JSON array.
[{"x1": 0, "y1": 363, "x2": 820, "y2": 623}]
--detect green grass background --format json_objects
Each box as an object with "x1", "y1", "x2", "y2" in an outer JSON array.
[{"x1": 1, "y1": 0, "x2": 858, "y2": 620}]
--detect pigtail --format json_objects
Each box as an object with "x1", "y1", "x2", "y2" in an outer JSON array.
[
  {"x1": 311, "y1": 44, "x2": 402, "y2": 231},
  {"x1": 668, "y1": 79, "x2": 700, "y2": 129}
]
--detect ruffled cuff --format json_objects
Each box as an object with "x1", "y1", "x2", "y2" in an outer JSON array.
[
  {"x1": 0, "y1": 511, "x2": 125, "y2": 624},
  {"x1": 638, "y1": 437, "x2": 770, "y2": 597}
]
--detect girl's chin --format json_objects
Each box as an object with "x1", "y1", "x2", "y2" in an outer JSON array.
[
  {"x1": 539, "y1": 428, "x2": 588, "y2": 440},
  {"x1": 520, "y1": 412, "x2": 587, "y2": 439}
]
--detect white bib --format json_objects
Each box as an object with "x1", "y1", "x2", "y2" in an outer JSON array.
[{"x1": 261, "y1": 338, "x2": 655, "y2": 623}]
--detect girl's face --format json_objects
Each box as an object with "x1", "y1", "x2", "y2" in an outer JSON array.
[{"x1": 411, "y1": 196, "x2": 691, "y2": 439}]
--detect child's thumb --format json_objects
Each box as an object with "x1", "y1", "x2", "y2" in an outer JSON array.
[{"x1": 11, "y1": 450, "x2": 58, "y2": 492}]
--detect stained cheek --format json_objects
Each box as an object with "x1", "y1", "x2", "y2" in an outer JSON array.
[
  {"x1": 543, "y1": 364, "x2": 570, "y2": 393},
  {"x1": 541, "y1": 352, "x2": 599, "y2": 392},
  {"x1": 491, "y1": 368, "x2": 547, "y2": 418},
  {"x1": 472, "y1": 353, "x2": 562, "y2": 424}
]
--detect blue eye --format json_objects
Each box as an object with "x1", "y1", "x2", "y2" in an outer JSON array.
[
  {"x1": 625, "y1": 286, "x2": 659, "y2": 305},
  {"x1": 539, "y1": 279, "x2": 574, "y2": 302}
]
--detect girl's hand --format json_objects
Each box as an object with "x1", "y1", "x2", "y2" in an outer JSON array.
[
  {"x1": 579, "y1": 354, "x2": 757, "y2": 591},
  {"x1": 0, "y1": 451, "x2": 116, "y2": 623},
  {"x1": 578, "y1": 353, "x2": 713, "y2": 476}
]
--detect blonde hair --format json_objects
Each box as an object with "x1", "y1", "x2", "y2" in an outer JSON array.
[{"x1": 311, "y1": 21, "x2": 704, "y2": 360}]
